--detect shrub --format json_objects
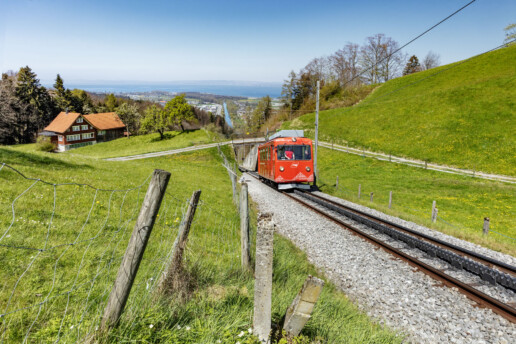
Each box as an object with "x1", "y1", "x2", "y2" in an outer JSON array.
[{"x1": 36, "y1": 136, "x2": 56, "y2": 152}]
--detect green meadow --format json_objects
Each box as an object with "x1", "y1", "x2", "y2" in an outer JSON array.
[
  {"x1": 0, "y1": 140, "x2": 401, "y2": 343},
  {"x1": 316, "y1": 147, "x2": 516, "y2": 255},
  {"x1": 284, "y1": 44, "x2": 516, "y2": 176}
]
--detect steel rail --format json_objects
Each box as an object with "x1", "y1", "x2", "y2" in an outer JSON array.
[
  {"x1": 283, "y1": 192, "x2": 516, "y2": 324},
  {"x1": 304, "y1": 191, "x2": 516, "y2": 276}
]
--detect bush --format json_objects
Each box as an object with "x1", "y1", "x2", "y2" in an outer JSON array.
[{"x1": 36, "y1": 136, "x2": 56, "y2": 152}]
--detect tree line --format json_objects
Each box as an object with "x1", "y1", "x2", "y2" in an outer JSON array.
[
  {"x1": 280, "y1": 33, "x2": 440, "y2": 119},
  {"x1": 240, "y1": 33, "x2": 441, "y2": 133},
  {"x1": 0, "y1": 66, "x2": 230, "y2": 145}
]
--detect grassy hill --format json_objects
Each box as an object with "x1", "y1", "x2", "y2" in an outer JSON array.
[
  {"x1": 284, "y1": 44, "x2": 516, "y2": 176},
  {"x1": 0, "y1": 144, "x2": 400, "y2": 343}
]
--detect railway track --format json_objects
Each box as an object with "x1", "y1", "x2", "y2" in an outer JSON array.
[{"x1": 245, "y1": 172, "x2": 516, "y2": 323}]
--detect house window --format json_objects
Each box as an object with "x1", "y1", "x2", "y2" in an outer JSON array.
[
  {"x1": 98, "y1": 130, "x2": 106, "y2": 136},
  {"x1": 67, "y1": 134, "x2": 81, "y2": 141},
  {"x1": 82, "y1": 125, "x2": 89, "y2": 130},
  {"x1": 77, "y1": 117, "x2": 83, "y2": 123},
  {"x1": 72, "y1": 125, "x2": 80, "y2": 131},
  {"x1": 82, "y1": 132, "x2": 94, "y2": 140},
  {"x1": 58, "y1": 135, "x2": 64, "y2": 141}
]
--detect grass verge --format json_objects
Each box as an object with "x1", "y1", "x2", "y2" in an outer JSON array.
[
  {"x1": 0, "y1": 144, "x2": 401, "y2": 343},
  {"x1": 315, "y1": 147, "x2": 516, "y2": 255}
]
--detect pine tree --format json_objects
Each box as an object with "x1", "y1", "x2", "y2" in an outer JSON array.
[{"x1": 403, "y1": 55, "x2": 422, "y2": 76}]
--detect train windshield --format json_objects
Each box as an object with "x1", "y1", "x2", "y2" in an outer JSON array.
[{"x1": 277, "y1": 145, "x2": 311, "y2": 160}]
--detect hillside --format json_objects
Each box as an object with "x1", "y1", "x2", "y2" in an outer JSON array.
[
  {"x1": 0, "y1": 143, "x2": 400, "y2": 343},
  {"x1": 284, "y1": 44, "x2": 516, "y2": 176}
]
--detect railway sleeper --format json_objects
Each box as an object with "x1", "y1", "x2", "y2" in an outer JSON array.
[{"x1": 297, "y1": 191, "x2": 516, "y2": 292}]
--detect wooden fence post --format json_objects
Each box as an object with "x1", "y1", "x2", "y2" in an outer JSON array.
[
  {"x1": 101, "y1": 169, "x2": 170, "y2": 329},
  {"x1": 283, "y1": 276, "x2": 324, "y2": 338},
  {"x1": 358, "y1": 184, "x2": 361, "y2": 199},
  {"x1": 370, "y1": 192, "x2": 374, "y2": 202},
  {"x1": 431, "y1": 200, "x2": 437, "y2": 223},
  {"x1": 483, "y1": 217, "x2": 490, "y2": 236},
  {"x1": 157, "y1": 190, "x2": 202, "y2": 292},
  {"x1": 240, "y1": 183, "x2": 251, "y2": 271},
  {"x1": 254, "y1": 213, "x2": 275, "y2": 343},
  {"x1": 388, "y1": 191, "x2": 392, "y2": 209}
]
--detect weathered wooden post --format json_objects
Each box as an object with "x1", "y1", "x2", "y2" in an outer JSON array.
[
  {"x1": 283, "y1": 276, "x2": 324, "y2": 338},
  {"x1": 388, "y1": 191, "x2": 392, "y2": 209},
  {"x1": 240, "y1": 183, "x2": 251, "y2": 271},
  {"x1": 431, "y1": 200, "x2": 437, "y2": 223},
  {"x1": 101, "y1": 169, "x2": 170, "y2": 329},
  {"x1": 157, "y1": 190, "x2": 202, "y2": 292},
  {"x1": 483, "y1": 217, "x2": 490, "y2": 236},
  {"x1": 254, "y1": 213, "x2": 275, "y2": 343},
  {"x1": 370, "y1": 192, "x2": 374, "y2": 202},
  {"x1": 425, "y1": 161, "x2": 428, "y2": 169},
  {"x1": 358, "y1": 184, "x2": 361, "y2": 199}
]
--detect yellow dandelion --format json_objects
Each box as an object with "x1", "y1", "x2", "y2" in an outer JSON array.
[
  {"x1": 96, "y1": 201, "x2": 100, "y2": 204},
  {"x1": 174, "y1": 217, "x2": 180, "y2": 223}
]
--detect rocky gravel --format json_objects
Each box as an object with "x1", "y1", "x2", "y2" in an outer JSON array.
[{"x1": 244, "y1": 174, "x2": 516, "y2": 343}]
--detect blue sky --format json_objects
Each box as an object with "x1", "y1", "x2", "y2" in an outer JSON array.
[{"x1": 1, "y1": 0, "x2": 514, "y2": 84}]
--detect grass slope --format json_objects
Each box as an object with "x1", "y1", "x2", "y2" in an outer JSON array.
[
  {"x1": 0, "y1": 144, "x2": 401, "y2": 343},
  {"x1": 7, "y1": 129, "x2": 222, "y2": 159},
  {"x1": 285, "y1": 44, "x2": 516, "y2": 175},
  {"x1": 316, "y1": 147, "x2": 516, "y2": 255}
]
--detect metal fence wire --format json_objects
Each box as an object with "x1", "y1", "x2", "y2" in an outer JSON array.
[{"x1": 0, "y1": 163, "x2": 240, "y2": 343}]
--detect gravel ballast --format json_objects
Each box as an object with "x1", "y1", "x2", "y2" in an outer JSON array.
[{"x1": 244, "y1": 174, "x2": 516, "y2": 343}]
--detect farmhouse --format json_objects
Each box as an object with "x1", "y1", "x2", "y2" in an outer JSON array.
[{"x1": 40, "y1": 111, "x2": 126, "y2": 151}]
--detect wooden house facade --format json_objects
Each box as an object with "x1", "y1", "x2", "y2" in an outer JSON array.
[{"x1": 41, "y1": 111, "x2": 126, "y2": 151}]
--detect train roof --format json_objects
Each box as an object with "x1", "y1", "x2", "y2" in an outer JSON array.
[{"x1": 268, "y1": 130, "x2": 304, "y2": 140}]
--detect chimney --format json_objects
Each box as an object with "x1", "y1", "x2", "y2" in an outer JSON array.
[{"x1": 65, "y1": 108, "x2": 69, "y2": 114}]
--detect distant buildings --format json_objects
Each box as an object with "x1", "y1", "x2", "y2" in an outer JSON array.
[{"x1": 40, "y1": 111, "x2": 126, "y2": 151}]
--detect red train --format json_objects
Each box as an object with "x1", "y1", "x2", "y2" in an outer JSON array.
[{"x1": 257, "y1": 131, "x2": 314, "y2": 190}]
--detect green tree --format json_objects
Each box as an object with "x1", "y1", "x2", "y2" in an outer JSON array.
[
  {"x1": 504, "y1": 23, "x2": 516, "y2": 45},
  {"x1": 281, "y1": 71, "x2": 296, "y2": 119},
  {"x1": 141, "y1": 105, "x2": 168, "y2": 140},
  {"x1": 164, "y1": 94, "x2": 195, "y2": 132},
  {"x1": 16, "y1": 66, "x2": 56, "y2": 132},
  {"x1": 403, "y1": 55, "x2": 422, "y2": 76},
  {"x1": 250, "y1": 95, "x2": 272, "y2": 131},
  {"x1": 116, "y1": 103, "x2": 141, "y2": 137},
  {"x1": 105, "y1": 93, "x2": 118, "y2": 111}
]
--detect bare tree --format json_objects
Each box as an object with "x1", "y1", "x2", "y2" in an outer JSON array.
[
  {"x1": 330, "y1": 43, "x2": 361, "y2": 87},
  {"x1": 504, "y1": 23, "x2": 516, "y2": 45},
  {"x1": 360, "y1": 34, "x2": 404, "y2": 84},
  {"x1": 422, "y1": 51, "x2": 441, "y2": 70},
  {"x1": 303, "y1": 57, "x2": 330, "y2": 85}
]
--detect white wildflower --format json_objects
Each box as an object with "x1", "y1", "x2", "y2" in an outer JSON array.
[
  {"x1": 185, "y1": 326, "x2": 191, "y2": 331},
  {"x1": 149, "y1": 324, "x2": 154, "y2": 329},
  {"x1": 216, "y1": 340, "x2": 221, "y2": 343},
  {"x1": 238, "y1": 331, "x2": 245, "y2": 337},
  {"x1": 248, "y1": 328, "x2": 253, "y2": 334},
  {"x1": 70, "y1": 325, "x2": 74, "y2": 329},
  {"x1": 236, "y1": 342, "x2": 241, "y2": 344},
  {"x1": 176, "y1": 324, "x2": 181, "y2": 330}
]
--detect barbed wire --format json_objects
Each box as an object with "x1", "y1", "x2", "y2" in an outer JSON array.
[{"x1": 1, "y1": 159, "x2": 243, "y2": 343}]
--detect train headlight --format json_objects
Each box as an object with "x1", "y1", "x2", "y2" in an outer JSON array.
[
  {"x1": 279, "y1": 166, "x2": 285, "y2": 172},
  {"x1": 306, "y1": 166, "x2": 311, "y2": 172}
]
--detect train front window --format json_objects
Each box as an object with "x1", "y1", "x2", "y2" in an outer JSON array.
[{"x1": 277, "y1": 145, "x2": 311, "y2": 160}]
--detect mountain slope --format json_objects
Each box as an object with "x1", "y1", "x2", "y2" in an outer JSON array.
[{"x1": 285, "y1": 44, "x2": 516, "y2": 175}]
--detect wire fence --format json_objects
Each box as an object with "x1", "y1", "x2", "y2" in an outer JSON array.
[
  {"x1": 0, "y1": 162, "x2": 241, "y2": 343},
  {"x1": 319, "y1": 173, "x2": 516, "y2": 244}
]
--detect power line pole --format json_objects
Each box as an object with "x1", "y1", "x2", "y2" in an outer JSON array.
[{"x1": 314, "y1": 80, "x2": 320, "y2": 187}]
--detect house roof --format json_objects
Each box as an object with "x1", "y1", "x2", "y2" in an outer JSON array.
[
  {"x1": 43, "y1": 112, "x2": 82, "y2": 133},
  {"x1": 83, "y1": 112, "x2": 126, "y2": 130}
]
